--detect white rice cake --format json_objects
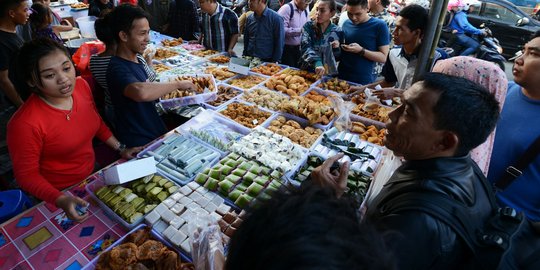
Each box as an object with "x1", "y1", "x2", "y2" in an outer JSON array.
[
  {"x1": 170, "y1": 203, "x2": 186, "y2": 215},
  {"x1": 178, "y1": 196, "x2": 193, "y2": 206},
  {"x1": 179, "y1": 185, "x2": 192, "y2": 196},
  {"x1": 170, "y1": 192, "x2": 183, "y2": 201},
  {"x1": 181, "y1": 238, "x2": 192, "y2": 254},
  {"x1": 211, "y1": 195, "x2": 225, "y2": 206},
  {"x1": 163, "y1": 198, "x2": 176, "y2": 208},
  {"x1": 169, "y1": 216, "x2": 185, "y2": 229},
  {"x1": 144, "y1": 210, "x2": 160, "y2": 226},
  {"x1": 170, "y1": 230, "x2": 187, "y2": 247},
  {"x1": 153, "y1": 219, "x2": 169, "y2": 234},
  {"x1": 187, "y1": 182, "x2": 200, "y2": 190},
  {"x1": 154, "y1": 203, "x2": 168, "y2": 215},
  {"x1": 216, "y1": 204, "x2": 231, "y2": 215},
  {"x1": 163, "y1": 225, "x2": 179, "y2": 241},
  {"x1": 161, "y1": 209, "x2": 176, "y2": 223}
]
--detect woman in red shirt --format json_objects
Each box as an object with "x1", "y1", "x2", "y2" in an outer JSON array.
[{"x1": 7, "y1": 38, "x2": 142, "y2": 222}]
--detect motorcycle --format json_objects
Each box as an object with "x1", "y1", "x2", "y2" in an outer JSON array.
[{"x1": 439, "y1": 25, "x2": 506, "y2": 71}]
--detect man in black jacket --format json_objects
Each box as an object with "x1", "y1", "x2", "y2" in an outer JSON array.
[{"x1": 313, "y1": 73, "x2": 501, "y2": 269}]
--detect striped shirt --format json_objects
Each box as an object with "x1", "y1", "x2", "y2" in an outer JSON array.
[
  {"x1": 89, "y1": 54, "x2": 156, "y2": 108},
  {"x1": 201, "y1": 4, "x2": 239, "y2": 52}
]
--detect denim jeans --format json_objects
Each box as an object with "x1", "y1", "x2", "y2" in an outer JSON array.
[{"x1": 456, "y1": 33, "x2": 480, "y2": 56}]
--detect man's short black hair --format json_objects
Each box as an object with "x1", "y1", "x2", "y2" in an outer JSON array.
[
  {"x1": 399, "y1": 4, "x2": 428, "y2": 35},
  {"x1": 226, "y1": 185, "x2": 397, "y2": 270},
  {"x1": 421, "y1": 73, "x2": 500, "y2": 156},
  {"x1": 381, "y1": 0, "x2": 390, "y2": 7},
  {"x1": 0, "y1": 0, "x2": 26, "y2": 17},
  {"x1": 346, "y1": 0, "x2": 368, "y2": 8},
  {"x1": 94, "y1": 12, "x2": 115, "y2": 46},
  {"x1": 109, "y1": 4, "x2": 149, "y2": 43}
]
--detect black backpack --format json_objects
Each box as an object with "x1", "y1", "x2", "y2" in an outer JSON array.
[{"x1": 380, "y1": 163, "x2": 540, "y2": 269}]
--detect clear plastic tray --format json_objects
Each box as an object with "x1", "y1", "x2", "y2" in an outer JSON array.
[
  {"x1": 85, "y1": 171, "x2": 178, "y2": 229},
  {"x1": 217, "y1": 100, "x2": 275, "y2": 130},
  {"x1": 222, "y1": 73, "x2": 268, "y2": 91},
  {"x1": 159, "y1": 74, "x2": 218, "y2": 109},
  {"x1": 82, "y1": 224, "x2": 192, "y2": 270},
  {"x1": 137, "y1": 133, "x2": 222, "y2": 185},
  {"x1": 159, "y1": 53, "x2": 205, "y2": 67},
  {"x1": 350, "y1": 103, "x2": 391, "y2": 127},
  {"x1": 312, "y1": 76, "x2": 362, "y2": 97},
  {"x1": 274, "y1": 67, "x2": 320, "y2": 88},
  {"x1": 279, "y1": 88, "x2": 336, "y2": 130},
  {"x1": 175, "y1": 109, "x2": 251, "y2": 155},
  {"x1": 249, "y1": 62, "x2": 288, "y2": 77},
  {"x1": 262, "y1": 113, "x2": 325, "y2": 150},
  {"x1": 203, "y1": 84, "x2": 244, "y2": 110},
  {"x1": 238, "y1": 86, "x2": 289, "y2": 113}
]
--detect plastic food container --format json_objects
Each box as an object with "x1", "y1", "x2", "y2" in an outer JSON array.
[
  {"x1": 86, "y1": 172, "x2": 179, "y2": 229},
  {"x1": 279, "y1": 88, "x2": 336, "y2": 130},
  {"x1": 76, "y1": 16, "x2": 96, "y2": 38},
  {"x1": 250, "y1": 62, "x2": 288, "y2": 77},
  {"x1": 203, "y1": 84, "x2": 243, "y2": 110},
  {"x1": 159, "y1": 74, "x2": 218, "y2": 108},
  {"x1": 175, "y1": 109, "x2": 250, "y2": 156},
  {"x1": 222, "y1": 73, "x2": 268, "y2": 91},
  {"x1": 217, "y1": 100, "x2": 275, "y2": 130},
  {"x1": 313, "y1": 76, "x2": 362, "y2": 97},
  {"x1": 262, "y1": 113, "x2": 326, "y2": 150},
  {"x1": 137, "y1": 133, "x2": 222, "y2": 185},
  {"x1": 82, "y1": 224, "x2": 191, "y2": 270}
]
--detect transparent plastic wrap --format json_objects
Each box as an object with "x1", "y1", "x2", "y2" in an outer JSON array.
[
  {"x1": 330, "y1": 94, "x2": 356, "y2": 132},
  {"x1": 143, "y1": 43, "x2": 158, "y2": 60},
  {"x1": 188, "y1": 214, "x2": 226, "y2": 270}
]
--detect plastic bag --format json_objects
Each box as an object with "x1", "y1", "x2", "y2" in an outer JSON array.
[
  {"x1": 72, "y1": 41, "x2": 105, "y2": 75},
  {"x1": 330, "y1": 94, "x2": 356, "y2": 131},
  {"x1": 188, "y1": 214, "x2": 226, "y2": 270},
  {"x1": 144, "y1": 44, "x2": 157, "y2": 61},
  {"x1": 362, "y1": 87, "x2": 384, "y2": 113},
  {"x1": 321, "y1": 43, "x2": 338, "y2": 76}
]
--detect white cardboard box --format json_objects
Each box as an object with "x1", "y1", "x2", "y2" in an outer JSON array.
[{"x1": 104, "y1": 157, "x2": 157, "y2": 185}]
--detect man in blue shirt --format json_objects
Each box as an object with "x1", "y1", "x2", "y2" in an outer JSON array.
[
  {"x1": 448, "y1": 2, "x2": 486, "y2": 56},
  {"x1": 339, "y1": 0, "x2": 389, "y2": 85},
  {"x1": 106, "y1": 4, "x2": 196, "y2": 147},
  {"x1": 243, "y1": 0, "x2": 285, "y2": 62},
  {"x1": 487, "y1": 31, "x2": 540, "y2": 223}
]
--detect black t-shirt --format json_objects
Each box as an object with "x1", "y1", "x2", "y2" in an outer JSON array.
[{"x1": 0, "y1": 30, "x2": 24, "y2": 105}]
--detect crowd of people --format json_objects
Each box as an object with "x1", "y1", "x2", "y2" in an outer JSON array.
[{"x1": 0, "y1": 0, "x2": 539, "y2": 268}]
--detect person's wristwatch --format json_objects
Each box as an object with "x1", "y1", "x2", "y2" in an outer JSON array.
[
  {"x1": 359, "y1": 47, "x2": 366, "y2": 57},
  {"x1": 117, "y1": 142, "x2": 127, "y2": 153}
]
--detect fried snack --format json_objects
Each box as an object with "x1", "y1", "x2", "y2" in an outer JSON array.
[
  {"x1": 265, "y1": 73, "x2": 311, "y2": 96},
  {"x1": 220, "y1": 103, "x2": 272, "y2": 128},
  {"x1": 250, "y1": 63, "x2": 284, "y2": 76},
  {"x1": 280, "y1": 92, "x2": 335, "y2": 125},
  {"x1": 348, "y1": 121, "x2": 387, "y2": 146},
  {"x1": 227, "y1": 75, "x2": 265, "y2": 90},
  {"x1": 209, "y1": 55, "x2": 231, "y2": 64},
  {"x1": 352, "y1": 103, "x2": 392, "y2": 123},
  {"x1": 241, "y1": 88, "x2": 288, "y2": 111},
  {"x1": 161, "y1": 38, "x2": 184, "y2": 47},
  {"x1": 205, "y1": 66, "x2": 236, "y2": 81},
  {"x1": 154, "y1": 48, "x2": 179, "y2": 60},
  {"x1": 162, "y1": 75, "x2": 216, "y2": 100},
  {"x1": 206, "y1": 85, "x2": 241, "y2": 107},
  {"x1": 125, "y1": 227, "x2": 151, "y2": 246},
  {"x1": 267, "y1": 116, "x2": 322, "y2": 148},
  {"x1": 137, "y1": 240, "x2": 167, "y2": 261},
  {"x1": 191, "y1": 49, "x2": 219, "y2": 57},
  {"x1": 70, "y1": 2, "x2": 88, "y2": 8},
  {"x1": 317, "y1": 78, "x2": 355, "y2": 94},
  {"x1": 95, "y1": 228, "x2": 194, "y2": 270},
  {"x1": 153, "y1": 63, "x2": 171, "y2": 73},
  {"x1": 278, "y1": 68, "x2": 319, "y2": 84},
  {"x1": 109, "y1": 243, "x2": 139, "y2": 270}
]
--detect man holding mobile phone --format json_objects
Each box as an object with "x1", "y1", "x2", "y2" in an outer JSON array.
[{"x1": 338, "y1": 0, "x2": 389, "y2": 85}]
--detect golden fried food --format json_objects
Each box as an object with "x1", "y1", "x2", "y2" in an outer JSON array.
[
  {"x1": 137, "y1": 240, "x2": 167, "y2": 261},
  {"x1": 209, "y1": 55, "x2": 231, "y2": 64},
  {"x1": 109, "y1": 243, "x2": 138, "y2": 270},
  {"x1": 227, "y1": 75, "x2": 265, "y2": 90},
  {"x1": 348, "y1": 122, "x2": 386, "y2": 146},
  {"x1": 162, "y1": 75, "x2": 216, "y2": 100},
  {"x1": 154, "y1": 48, "x2": 179, "y2": 60},
  {"x1": 317, "y1": 78, "x2": 355, "y2": 94},
  {"x1": 191, "y1": 49, "x2": 219, "y2": 57},
  {"x1": 268, "y1": 116, "x2": 322, "y2": 147},
  {"x1": 265, "y1": 73, "x2": 310, "y2": 96},
  {"x1": 95, "y1": 228, "x2": 194, "y2": 270},
  {"x1": 251, "y1": 63, "x2": 284, "y2": 76},
  {"x1": 220, "y1": 103, "x2": 272, "y2": 128},
  {"x1": 280, "y1": 92, "x2": 335, "y2": 125},
  {"x1": 70, "y1": 3, "x2": 88, "y2": 8},
  {"x1": 153, "y1": 63, "x2": 171, "y2": 73},
  {"x1": 352, "y1": 103, "x2": 392, "y2": 123},
  {"x1": 161, "y1": 38, "x2": 184, "y2": 47},
  {"x1": 278, "y1": 68, "x2": 319, "y2": 84},
  {"x1": 206, "y1": 85, "x2": 241, "y2": 107},
  {"x1": 241, "y1": 88, "x2": 287, "y2": 111},
  {"x1": 205, "y1": 66, "x2": 236, "y2": 81}
]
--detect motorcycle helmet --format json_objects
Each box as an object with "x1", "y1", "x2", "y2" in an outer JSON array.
[{"x1": 447, "y1": 0, "x2": 464, "y2": 11}]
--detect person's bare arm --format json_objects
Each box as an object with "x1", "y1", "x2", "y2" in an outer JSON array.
[
  {"x1": 123, "y1": 80, "x2": 196, "y2": 102},
  {"x1": 228, "y1": 33, "x2": 239, "y2": 56},
  {"x1": 0, "y1": 70, "x2": 23, "y2": 107}
]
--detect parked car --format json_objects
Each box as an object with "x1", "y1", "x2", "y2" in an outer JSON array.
[{"x1": 466, "y1": 0, "x2": 540, "y2": 57}]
